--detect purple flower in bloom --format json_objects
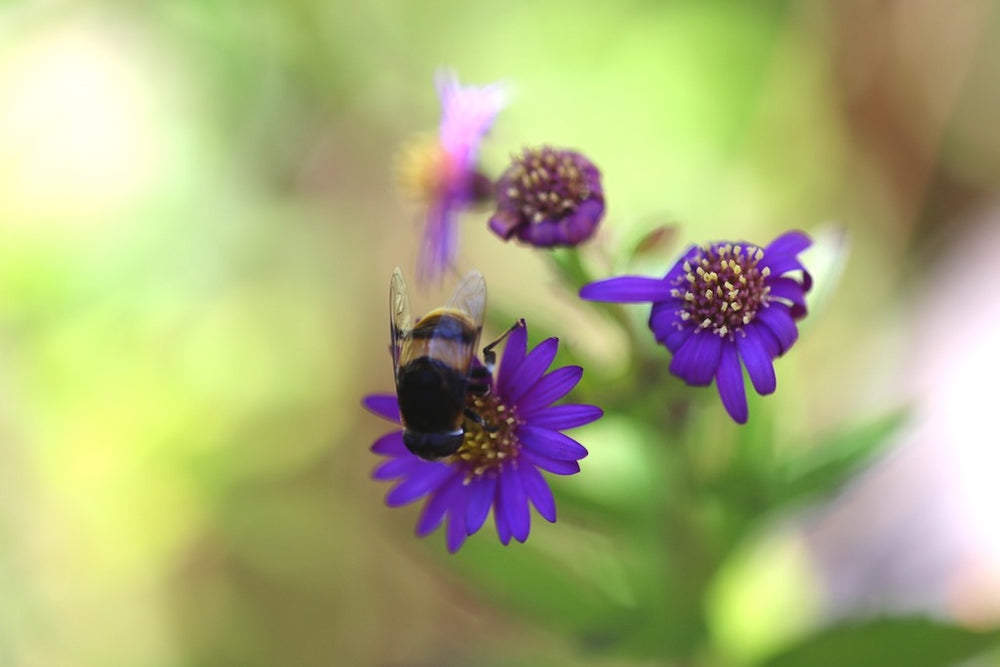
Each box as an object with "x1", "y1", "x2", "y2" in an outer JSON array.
[
  {"x1": 362, "y1": 321, "x2": 601, "y2": 552},
  {"x1": 580, "y1": 231, "x2": 812, "y2": 424},
  {"x1": 488, "y1": 146, "x2": 605, "y2": 247},
  {"x1": 396, "y1": 70, "x2": 506, "y2": 284}
]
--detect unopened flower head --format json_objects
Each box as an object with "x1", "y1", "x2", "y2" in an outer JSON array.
[
  {"x1": 580, "y1": 231, "x2": 812, "y2": 423},
  {"x1": 489, "y1": 146, "x2": 604, "y2": 247},
  {"x1": 395, "y1": 70, "x2": 506, "y2": 284},
  {"x1": 363, "y1": 320, "x2": 601, "y2": 552}
]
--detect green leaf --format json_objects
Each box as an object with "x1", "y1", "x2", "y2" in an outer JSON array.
[
  {"x1": 763, "y1": 616, "x2": 1000, "y2": 667},
  {"x1": 773, "y1": 409, "x2": 908, "y2": 506}
]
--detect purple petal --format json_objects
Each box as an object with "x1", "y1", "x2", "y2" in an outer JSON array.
[
  {"x1": 370, "y1": 431, "x2": 407, "y2": 456},
  {"x1": 649, "y1": 301, "x2": 684, "y2": 344},
  {"x1": 764, "y1": 230, "x2": 811, "y2": 258},
  {"x1": 755, "y1": 323, "x2": 782, "y2": 358},
  {"x1": 760, "y1": 254, "x2": 808, "y2": 280},
  {"x1": 385, "y1": 464, "x2": 456, "y2": 506},
  {"x1": 362, "y1": 394, "x2": 400, "y2": 423},
  {"x1": 496, "y1": 321, "x2": 528, "y2": 395},
  {"x1": 756, "y1": 305, "x2": 798, "y2": 355},
  {"x1": 515, "y1": 366, "x2": 583, "y2": 414},
  {"x1": 520, "y1": 404, "x2": 603, "y2": 430},
  {"x1": 446, "y1": 505, "x2": 469, "y2": 553},
  {"x1": 416, "y1": 473, "x2": 464, "y2": 537},
  {"x1": 767, "y1": 277, "x2": 808, "y2": 318},
  {"x1": 504, "y1": 338, "x2": 558, "y2": 404},
  {"x1": 373, "y1": 456, "x2": 422, "y2": 481},
  {"x1": 519, "y1": 425, "x2": 588, "y2": 461},
  {"x1": 436, "y1": 70, "x2": 506, "y2": 161},
  {"x1": 669, "y1": 331, "x2": 723, "y2": 386},
  {"x1": 465, "y1": 474, "x2": 497, "y2": 534},
  {"x1": 417, "y1": 201, "x2": 459, "y2": 285},
  {"x1": 521, "y1": 450, "x2": 582, "y2": 475},
  {"x1": 500, "y1": 467, "x2": 530, "y2": 543},
  {"x1": 716, "y1": 342, "x2": 748, "y2": 424},
  {"x1": 494, "y1": 498, "x2": 512, "y2": 545},
  {"x1": 660, "y1": 323, "x2": 693, "y2": 353},
  {"x1": 579, "y1": 276, "x2": 669, "y2": 303},
  {"x1": 520, "y1": 464, "x2": 556, "y2": 522},
  {"x1": 736, "y1": 328, "x2": 777, "y2": 395},
  {"x1": 663, "y1": 245, "x2": 702, "y2": 284}
]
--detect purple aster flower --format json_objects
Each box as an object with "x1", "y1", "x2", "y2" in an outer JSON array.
[
  {"x1": 579, "y1": 231, "x2": 812, "y2": 424},
  {"x1": 488, "y1": 146, "x2": 605, "y2": 247},
  {"x1": 362, "y1": 320, "x2": 601, "y2": 552},
  {"x1": 395, "y1": 70, "x2": 506, "y2": 284}
]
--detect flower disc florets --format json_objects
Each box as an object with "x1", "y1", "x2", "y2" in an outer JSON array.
[
  {"x1": 455, "y1": 392, "x2": 521, "y2": 480},
  {"x1": 489, "y1": 146, "x2": 605, "y2": 247},
  {"x1": 674, "y1": 243, "x2": 771, "y2": 339}
]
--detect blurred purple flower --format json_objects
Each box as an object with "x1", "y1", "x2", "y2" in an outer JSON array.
[
  {"x1": 580, "y1": 231, "x2": 812, "y2": 423},
  {"x1": 489, "y1": 146, "x2": 604, "y2": 247},
  {"x1": 396, "y1": 70, "x2": 506, "y2": 284},
  {"x1": 363, "y1": 320, "x2": 601, "y2": 552}
]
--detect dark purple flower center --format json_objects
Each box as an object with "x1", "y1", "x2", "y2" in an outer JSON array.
[
  {"x1": 452, "y1": 392, "x2": 521, "y2": 481},
  {"x1": 502, "y1": 147, "x2": 595, "y2": 225},
  {"x1": 670, "y1": 243, "x2": 771, "y2": 338}
]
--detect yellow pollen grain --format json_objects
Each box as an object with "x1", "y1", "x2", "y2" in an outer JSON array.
[{"x1": 393, "y1": 134, "x2": 447, "y2": 202}]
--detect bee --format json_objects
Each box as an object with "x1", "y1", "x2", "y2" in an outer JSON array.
[{"x1": 390, "y1": 267, "x2": 495, "y2": 460}]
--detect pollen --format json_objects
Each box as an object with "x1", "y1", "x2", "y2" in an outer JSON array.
[
  {"x1": 453, "y1": 391, "x2": 521, "y2": 482},
  {"x1": 393, "y1": 134, "x2": 454, "y2": 202},
  {"x1": 672, "y1": 242, "x2": 771, "y2": 339}
]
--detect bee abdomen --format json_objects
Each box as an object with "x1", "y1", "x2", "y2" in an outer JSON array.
[{"x1": 396, "y1": 357, "x2": 467, "y2": 432}]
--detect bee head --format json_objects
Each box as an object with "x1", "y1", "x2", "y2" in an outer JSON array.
[{"x1": 402, "y1": 429, "x2": 465, "y2": 460}]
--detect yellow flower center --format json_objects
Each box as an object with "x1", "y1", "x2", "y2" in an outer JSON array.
[
  {"x1": 393, "y1": 134, "x2": 453, "y2": 202},
  {"x1": 451, "y1": 392, "x2": 521, "y2": 482}
]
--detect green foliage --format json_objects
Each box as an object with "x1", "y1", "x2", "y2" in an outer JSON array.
[{"x1": 764, "y1": 617, "x2": 1000, "y2": 667}]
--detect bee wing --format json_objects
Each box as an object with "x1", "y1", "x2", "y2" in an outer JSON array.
[
  {"x1": 445, "y1": 269, "x2": 486, "y2": 346},
  {"x1": 389, "y1": 267, "x2": 412, "y2": 374}
]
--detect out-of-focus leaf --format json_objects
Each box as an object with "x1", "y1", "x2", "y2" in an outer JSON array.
[
  {"x1": 707, "y1": 530, "x2": 822, "y2": 666},
  {"x1": 763, "y1": 616, "x2": 1000, "y2": 667},
  {"x1": 449, "y1": 530, "x2": 627, "y2": 637},
  {"x1": 772, "y1": 409, "x2": 908, "y2": 506}
]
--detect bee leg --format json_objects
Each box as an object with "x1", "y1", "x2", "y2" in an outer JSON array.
[
  {"x1": 464, "y1": 408, "x2": 499, "y2": 432},
  {"x1": 467, "y1": 366, "x2": 492, "y2": 396},
  {"x1": 481, "y1": 319, "x2": 525, "y2": 372}
]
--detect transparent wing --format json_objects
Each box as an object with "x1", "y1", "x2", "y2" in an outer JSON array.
[
  {"x1": 389, "y1": 267, "x2": 411, "y2": 374},
  {"x1": 445, "y1": 269, "x2": 487, "y2": 337}
]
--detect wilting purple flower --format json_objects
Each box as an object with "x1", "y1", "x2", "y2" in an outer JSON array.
[
  {"x1": 396, "y1": 70, "x2": 506, "y2": 284},
  {"x1": 363, "y1": 320, "x2": 601, "y2": 552},
  {"x1": 580, "y1": 231, "x2": 812, "y2": 424},
  {"x1": 488, "y1": 146, "x2": 604, "y2": 247}
]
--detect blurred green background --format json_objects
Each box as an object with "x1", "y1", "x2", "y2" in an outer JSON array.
[{"x1": 1, "y1": 1, "x2": 1000, "y2": 665}]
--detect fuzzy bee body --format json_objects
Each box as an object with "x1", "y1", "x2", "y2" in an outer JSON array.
[{"x1": 390, "y1": 269, "x2": 486, "y2": 460}]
